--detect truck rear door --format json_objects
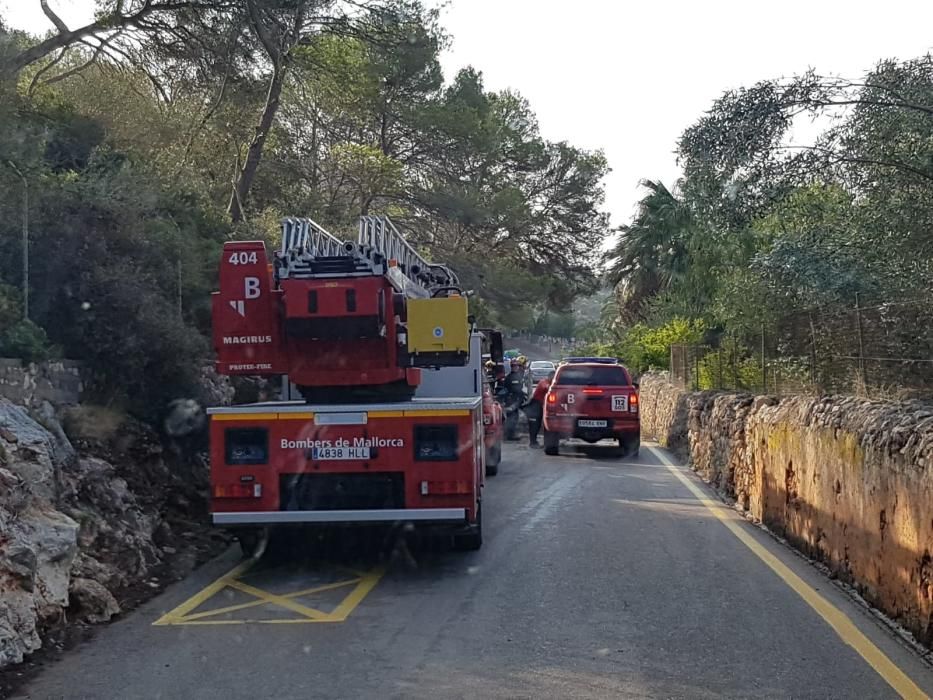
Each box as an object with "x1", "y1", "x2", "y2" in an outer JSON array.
[{"x1": 548, "y1": 364, "x2": 638, "y2": 425}]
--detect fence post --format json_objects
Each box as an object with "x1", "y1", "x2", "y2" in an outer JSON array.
[
  {"x1": 854, "y1": 292, "x2": 867, "y2": 392},
  {"x1": 808, "y1": 313, "x2": 817, "y2": 388},
  {"x1": 683, "y1": 346, "x2": 689, "y2": 389},
  {"x1": 717, "y1": 347, "x2": 723, "y2": 390},
  {"x1": 694, "y1": 346, "x2": 700, "y2": 391},
  {"x1": 760, "y1": 324, "x2": 767, "y2": 393},
  {"x1": 731, "y1": 333, "x2": 738, "y2": 389}
]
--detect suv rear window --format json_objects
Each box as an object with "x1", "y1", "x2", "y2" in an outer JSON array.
[{"x1": 555, "y1": 365, "x2": 630, "y2": 386}]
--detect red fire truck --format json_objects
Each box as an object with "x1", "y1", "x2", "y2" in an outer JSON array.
[{"x1": 209, "y1": 216, "x2": 486, "y2": 554}]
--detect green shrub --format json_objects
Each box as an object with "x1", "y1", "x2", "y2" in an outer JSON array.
[
  {"x1": 0, "y1": 318, "x2": 52, "y2": 363},
  {"x1": 580, "y1": 317, "x2": 705, "y2": 373}
]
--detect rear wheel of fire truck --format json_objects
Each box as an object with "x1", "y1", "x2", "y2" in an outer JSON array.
[
  {"x1": 453, "y1": 503, "x2": 483, "y2": 551},
  {"x1": 543, "y1": 430, "x2": 559, "y2": 456},
  {"x1": 236, "y1": 528, "x2": 269, "y2": 559},
  {"x1": 485, "y1": 441, "x2": 501, "y2": 476},
  {"x1": 619, "y1": 434, "x2": 640, "y2": 458}
]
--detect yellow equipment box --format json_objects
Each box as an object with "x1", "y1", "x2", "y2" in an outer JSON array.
[{"x1": 407, "y1": 296, "x2": 469, "y2": 364}]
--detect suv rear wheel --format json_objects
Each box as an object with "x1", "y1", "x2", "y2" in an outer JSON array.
[
  {"x1": 620, "y1": 434, "x2": 640, "y2": 458},
  {"x1": 543, "y1": 430, "x2": 559, "y2": 456}
]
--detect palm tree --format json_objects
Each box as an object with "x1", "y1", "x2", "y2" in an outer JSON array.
[{"x1": 604, "y1": 179, "x2": 696, "y2": 320}]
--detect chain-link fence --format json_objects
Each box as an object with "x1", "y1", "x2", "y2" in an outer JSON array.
[{"x1": 670, "y1": 296, "x2": 933, "y2": 398}]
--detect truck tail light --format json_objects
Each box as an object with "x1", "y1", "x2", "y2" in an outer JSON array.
[
  {"x1": 420, "y1": 480, "x2": 472, "y2": 495},
  {"x1": 214, "y1": 483, "x2": 262, "y2": 498},
  {"x1": 547, "y1": 393, "x2": 557, "y2": 404},
  {"x1": 630, "y1": 393, "x2": 639, "y2": 412}
]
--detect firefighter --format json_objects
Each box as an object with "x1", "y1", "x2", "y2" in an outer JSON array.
[
  {"x1": 498, "y1": 359, "x2": 526, "y2": 441},
  {"x1": 523, "y1": 370, "x2": 554, "y2": 447},
  {"x1": 502, "y1": 360, "x2": 525, "y2": 397},
  {"x1": 484, "y1": 359, "x2": 497, "y2": 389}
]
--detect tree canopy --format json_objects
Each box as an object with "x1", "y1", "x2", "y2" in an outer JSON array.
[
  {"x1": 599, "y1": 54, "x2": 933, "y2": 390},
  {"x1": 0, "y1": 1, "x2": 610, "y2": 418}
]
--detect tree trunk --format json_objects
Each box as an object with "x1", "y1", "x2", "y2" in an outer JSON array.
[{"x1": 228, "y1": 64, "x2": 286, "y2": 223}]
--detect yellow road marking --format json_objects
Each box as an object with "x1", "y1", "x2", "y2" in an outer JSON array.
[
  {"x1": 153, "y1": 560, "x2": 254, "y2": 625},
  {"x1": 328, "y1": 568, "x2": 385, "y2": 621},
  {"x1": 649, "y1": 446, "x2": 928, "y2": 700},
  {"x1": 180, "y1": 579, "x2": 361, "y2": 622},
  {"x1": 153, "y1": 559, "x2": 385, "y2": 626},
  {"x1": 225, "y1": 578, "x2": 329, "y2": 620}
]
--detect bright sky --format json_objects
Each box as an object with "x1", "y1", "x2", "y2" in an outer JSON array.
[{"x1": 4, "y1": 0, "x2": 933, "y2": 226}]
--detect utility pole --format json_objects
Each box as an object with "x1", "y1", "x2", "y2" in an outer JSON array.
[{"x1": 5, "y1": 160, "x2": 28, "y2": 320}]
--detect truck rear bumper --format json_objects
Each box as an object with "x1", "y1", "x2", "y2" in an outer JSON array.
[{"x1": 213, "y1": 508, "x2": 467, "y2": 526}]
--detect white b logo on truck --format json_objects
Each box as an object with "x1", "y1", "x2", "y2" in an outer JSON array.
[{"x1": 244, "y1": 277, "x2": 261, "y2": 299}]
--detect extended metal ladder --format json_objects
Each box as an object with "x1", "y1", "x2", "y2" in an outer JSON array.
[
  {"x1": 358, "y1": 216, "x2": 459, "y2": 290},
  {"x1": 278, "y1": 215, "x2": 459, "y2": 295}
]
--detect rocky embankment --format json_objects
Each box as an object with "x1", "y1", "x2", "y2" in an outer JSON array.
[
  {"x1": 640, "y1": 373, "x2": 933, "y2": 648},
  {"x1": 0, "y1": 366, "x2": 235, "y2": 677}
]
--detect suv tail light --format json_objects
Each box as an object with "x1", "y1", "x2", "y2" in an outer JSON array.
[{"x1": 630, "y1": 393, "x2": 639, "y2": 412}]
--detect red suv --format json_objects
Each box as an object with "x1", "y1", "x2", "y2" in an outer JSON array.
[{"x1": 542, "y1": 359, "x2": 640, "y2": 456}]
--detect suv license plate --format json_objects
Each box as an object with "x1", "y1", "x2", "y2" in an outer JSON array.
[
  {"x1": 311, "y1": 446, "x2": 371, "y2": 460},
  {"x1": 578, "y1": 419, "x2": 608, "y2": 428}
]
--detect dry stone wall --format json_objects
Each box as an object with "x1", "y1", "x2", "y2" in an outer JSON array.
[
  {"x1": 0, "y1": 360, "x2": 82, "y2": 409},
  {"x1": 640, "y1": 373, "x2": 933, "y2": 647}
]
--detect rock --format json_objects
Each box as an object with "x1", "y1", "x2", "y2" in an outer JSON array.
[
  {"x1": 0, "y1": 396, "x2": 165, "y2": 670},
  {"x1": 69, "y1": 578, "x2": 120, "y2": 623},
  {"x1": 3, "y1": 543, "x2": 38, "y2": 589},
  {"x1": 0, "y1": 383, "x2": 220, "y2": 670},
  {"x1": 31, "y1": 400, "x2": 76, "y2": 467},
  {"x1": 0, "y1": 399, "x2": 63, "y2": 501},
  {"x1": 163, "y1": 399, "x2": 205, "y2": 438},
  {"x1": 0, "y1": 592, "x2": 42, "y2": 667},
  {"x1": 0, "y1": 506, "x2": 78, "y2": 666}
]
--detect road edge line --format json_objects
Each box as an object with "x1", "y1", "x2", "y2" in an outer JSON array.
[{"x1": 648, "y1": 445, "x2": 927, "y2": 700}]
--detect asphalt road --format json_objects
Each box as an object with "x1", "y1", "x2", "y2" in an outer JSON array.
[{"x1": 15, "y1": 442, "x2": 933, "y2": 700}]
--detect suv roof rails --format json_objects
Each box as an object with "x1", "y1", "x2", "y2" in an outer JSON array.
[{"x1": 559, "y1": 356, "x2": 620, "y2": 365}]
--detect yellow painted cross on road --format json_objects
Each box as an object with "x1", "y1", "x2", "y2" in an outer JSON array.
[{"x1": 154, "y1": 559, "x2": 384, "y2": 626}]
